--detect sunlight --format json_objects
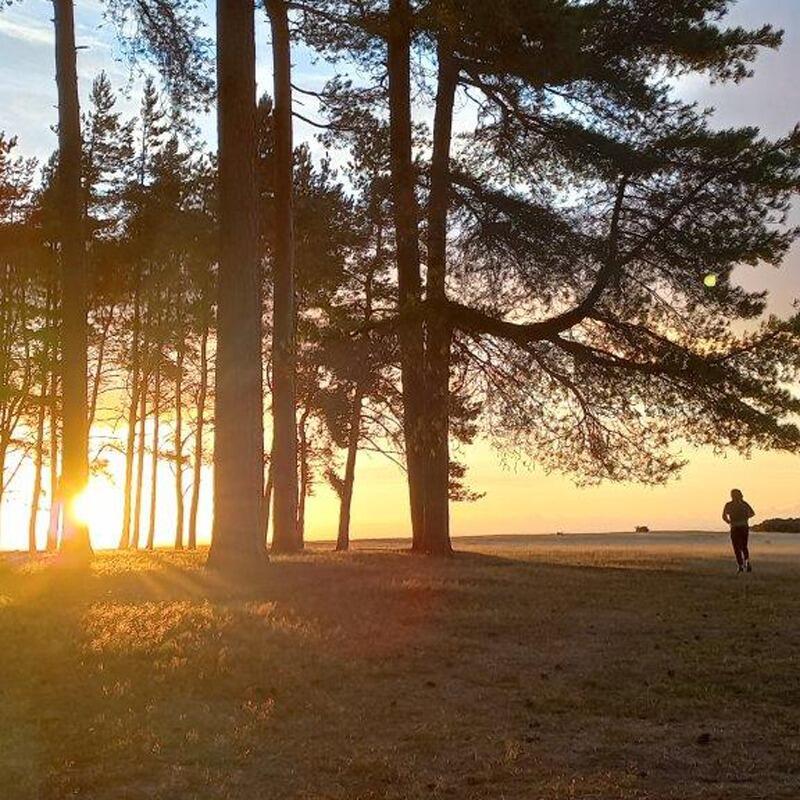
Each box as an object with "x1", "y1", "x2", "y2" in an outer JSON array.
[{"x1": 72, "y1": 477, "x2": 122, "y2": 550}]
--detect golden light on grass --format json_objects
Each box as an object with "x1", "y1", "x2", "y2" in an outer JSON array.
[{"x1": 703, "y1": 273, "x2": 718, "y2": 288}]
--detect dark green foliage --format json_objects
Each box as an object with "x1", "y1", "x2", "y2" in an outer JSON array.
[{"x1": 101, "y1": 0, "x2": 214, "y2": 107}]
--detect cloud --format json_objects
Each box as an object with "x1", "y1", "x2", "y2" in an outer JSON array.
[{"x1": 0, "y1": 15, "x2": 53, "y2": 46}]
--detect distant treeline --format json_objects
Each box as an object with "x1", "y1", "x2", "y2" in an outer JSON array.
[{"x1": 752, "y1": 519, "x2": 800, "y2": 534}]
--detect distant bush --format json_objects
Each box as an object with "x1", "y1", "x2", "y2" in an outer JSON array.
[
  {"x1": 752, "y1": 518, "x2": 800, "y2": 533},
  {"x1": 635, "y1": 526, "x2": 650, "y2": 533}
]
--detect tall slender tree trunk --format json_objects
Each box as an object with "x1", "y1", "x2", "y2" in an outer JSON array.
[
  {"x1": 188, "y1": 323, "x2": 208, "y2": 550},
  {"x1": 262, "y1": 449, "x2": 274, "y2": 546},
  {"x1": 174, "y1": 345, "x2": 185, "y2": 549},
  {"x1": 0, "y1": 447, "x2": 5, "y2": 545},
  {"x1": 423, "y1": 40, "x2": 458, "y2": 556},
  {"x1": 53, "y1": 0, "x2": 91, "y2": 558},
  {"x1": 119, "y1": 274, "x2": 141, "y2": 548},
  {"x1": 47, "y1": 284, "x2": 60, "y2": 552},
  {"x1": 132, "y1": 368, "x2": 148, "y2": 549},
  {"x1": 336, "y1": 385, "x2": 364, "y2": 552},
  {"x1": 388, "y1": 0, "x2": 427, "y2": 551},
  {"x1": 146, "y1": 362, "x2": 160, "y2": 550},
  {"x1": 28, "y1": 379, "x2": 47, "y2": 553},
  {"x1": 295, "y1": 408, "x2": 310, "y2": 547},
  {"x1": 266, "y1": 0, "x2": 299, "y2": 554},
  {"x1": 47, "y1": 334, "x2": 60, "y2": 551},
  {"x1": 336, "y1": 230, "x2": 378, "y2": 553},
  {"x1": 88, "y1": 305, "x2": 113, "y2": 430},
  {"x1": 208, "y1": 0, "x2": 267, "y2": 572}
]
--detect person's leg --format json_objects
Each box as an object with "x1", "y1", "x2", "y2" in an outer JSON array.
[
  {"x1": 731, "y1": 531, "x2": 744, "y2": 568},
  {"x1": 742, "y1": 530, "x2": 751, "y2": 570}
]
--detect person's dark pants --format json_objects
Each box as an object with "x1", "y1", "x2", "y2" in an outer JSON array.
[{"x1": 730, "y1": 526, "x2": 750, "y2": 566}]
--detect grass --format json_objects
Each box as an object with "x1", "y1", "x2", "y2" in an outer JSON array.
[{"x1": 1, "y1": 533, "x2": 799, "y2": 799}]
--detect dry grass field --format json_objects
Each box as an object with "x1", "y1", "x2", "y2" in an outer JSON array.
[{"x1": 1, "y1": 532, "x2": 798, "y2": 799}]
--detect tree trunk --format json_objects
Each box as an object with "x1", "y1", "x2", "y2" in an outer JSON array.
[
  {"x1": 132, "y1": 368, "x2": 148, "y2": 549},
  {"x1": 187, "y1": 323, "x2": 208, "y2": 550},
  {"x1": 174, "y1": 345, "x2": 184, "y2": 549},
  {"x1": 46, "y1": 283, "x2": 60, "y2": 551},
  {"x1": 53, "y1": 0, "x2": 91, "y2": 558},
  {"x1": 88, "y1": 305, "x2": 113, "y2": 430},
  {"x1": 336, "y1": 385, "x2": 364, "y2": 552},
  {"x1": 0, "y1": 446, "x2": 5, "y2": 545},
  {"x1": 266, "y1": 0, "x2": 299, "y2": 555},
  {"x1": 423, "y1": 40, "x2": 458, "y2": 556},
  {"x1": 262, "y1": 448, "x2": 274, "y2": 546},
  {"x1": 28, "y1": 379, "x2": 47, "y2": 553},
  {"x1": 119, "y1": 272, "x2": 141, "y2": 549},
  {"x1": 207, "y1": 0, "x2": 267, "y2": 573},
  {"x1": 296, "y1": 408, "x2": 310, "y2": 548},
  {"x1": 146, "y1": 361, "x2": 160, "y2": 550},
  {"x1": 47, "y1": 372, "x2": 60, "y2": 548},
  {"x1": 336, "y1": 210, "x2": 380, "y2": 552},
  {"x1": 388, "y1": 0, "x2": 427, "y2": 551}
]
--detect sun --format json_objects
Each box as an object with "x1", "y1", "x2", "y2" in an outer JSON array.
[{"x1": 72, "y1": 477, "x2": 123, "y2": 550}]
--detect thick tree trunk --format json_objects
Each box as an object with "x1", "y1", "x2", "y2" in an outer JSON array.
[
  {"x1": 388, "y1": 0, "x2": 427, "y2": 551},
  {"x1": 336, "y1": 385, "x2": 364, "y2": 552},
  {"x1": 423, "y1": 40, "x2": 458, "y2": 556},
  {"x1": 174, "y1": 345, "x2": 184, "y2": 549},
  {"x1": 266, "y1": 0, "x2": 299, "y2": 555},
  {"x1": 53, "y1": 0, "x2": 91, "y2": 558},
  {"x1": 28, "y1": 380, "x2": 47, "y2": 553},
  {"x1": 146, "y1": 362, "x2": 160, "y2": 550},
  {"x1": 132, "y1": 369, "x2": 148, "y2": 549},
  {"x1": 207, "y1": 0, "x2": 267, "y2": 573},
  {"x1": 119, "y1": 274, "x2": 141, "y2": 549},
  {"x1": 187, "y1": 323, "x2": 208, "y2": 550}
]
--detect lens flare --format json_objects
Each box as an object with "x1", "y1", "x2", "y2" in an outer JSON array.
[
  {"x1": 703, "y1": 273, "x2": 718, "y2": 288},
  {"x1": 70, "y1": 487, "x2": 93, "y2": 527},
  {"x1": 66, "y1": 478, "x2": 121, "y2": 547}
]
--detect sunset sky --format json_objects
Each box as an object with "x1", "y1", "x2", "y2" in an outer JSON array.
[{"x1": 1, "y1": 0, "x2": 799, "y2": 548}]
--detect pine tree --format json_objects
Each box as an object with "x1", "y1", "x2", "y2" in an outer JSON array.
[
  {"x1": 302, "y1": 0, "x2": 800, "y2": 553},
  {"x1": 53, "y1": 0, "x2": 92, "y2": 559},
  {"x1": 207, "y1": 0, "x2": 268, "y2": 573}
]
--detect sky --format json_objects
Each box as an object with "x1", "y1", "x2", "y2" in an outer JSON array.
[{"x1": 0, "y1": 0, "x2": 799, "y2": 548}]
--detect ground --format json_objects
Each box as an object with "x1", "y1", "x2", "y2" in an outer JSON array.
[{"x1": 1, "y1": 532, "x2": 799, "y2": 800}]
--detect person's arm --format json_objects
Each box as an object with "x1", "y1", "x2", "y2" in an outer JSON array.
[
  {"x1": 746, "y1": 503, "x2": 755, "y2": 519},
  {"x1": 722, "y1": 503, "x2": 731, "y2": 523}
]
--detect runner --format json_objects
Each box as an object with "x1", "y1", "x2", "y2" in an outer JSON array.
[{"x1": 722, "y1": 489, "x2": 755, "y2": 574}]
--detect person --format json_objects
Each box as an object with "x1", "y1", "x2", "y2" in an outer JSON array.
[{"x1": 722, "y1": 489, "x2": 755, "y2": 573}]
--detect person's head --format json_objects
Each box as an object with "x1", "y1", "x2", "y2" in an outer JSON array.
[{"x1": 731, "y1": 489, "x2": 744, "y2": 502}]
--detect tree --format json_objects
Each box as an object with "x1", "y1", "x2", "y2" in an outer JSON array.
[
  {"x1": 0, "y1": 134, "x2": 39, "y2": 544},
  {"x1": 303, "y1": 0, "x2": 800, "y2": 554},
  {"x1": 423, "y1": 32, "x2": 458, "y2": 554},
  {"x1": 265, "y1": 0, "x2": 300, "y2": 554},
  {"x1": 207, "y1": 0, "x2": 267, "y2": 573},
  {"x1": 425, "y1": 1, "x2": 800, "y2": 485},
  {"x1": 119, "y1": 77, "x2": 166, "y2": 549},
  {"x1": 53, "y1": 0, "x2": 92, "y2": 558},
  {"x1": 387, "y1": 0, "x2": 428, "y2": 551}
]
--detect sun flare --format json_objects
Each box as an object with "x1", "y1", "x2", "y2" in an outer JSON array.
[{"x1": 72, "y1": 478, "x2": 123, "y2": 550}]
